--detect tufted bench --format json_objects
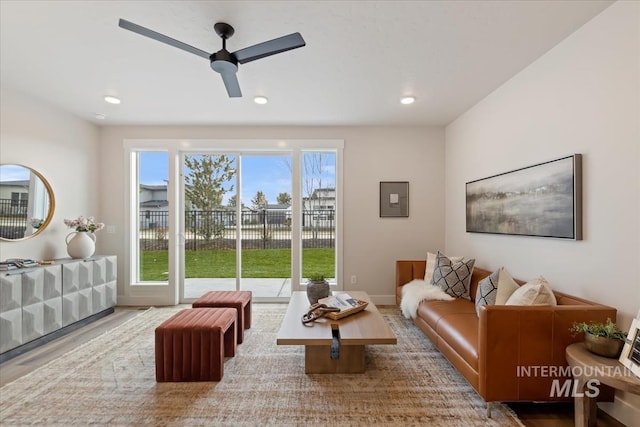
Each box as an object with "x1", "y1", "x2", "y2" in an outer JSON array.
[
  {"x1": 155, "y1": 307, "x2": 236, "y2": 382},
  {"x1": 192, "y1": 290, "x2": 252, "y2": 344}
]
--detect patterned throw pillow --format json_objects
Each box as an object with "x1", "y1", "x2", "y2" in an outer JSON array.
[
  {"x1": 424, "y1": 252, "x2": 463, "y2": 283},
  {"x1": 431, "y1": 251, "x2": 476, "y2": 300},
  {"x1": 475, "y1": 268, "x2": 501, "y2": 317}
]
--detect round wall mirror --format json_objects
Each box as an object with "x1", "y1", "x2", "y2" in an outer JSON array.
[{"x1": 0, "y1": 164, "x2": 55, "y2": 241}]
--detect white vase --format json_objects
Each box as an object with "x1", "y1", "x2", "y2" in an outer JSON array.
[{"x1": 65, "y1": 231, "x2": 96, "y2": 259}]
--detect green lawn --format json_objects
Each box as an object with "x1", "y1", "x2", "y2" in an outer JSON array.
[{"x1": 140, "y1": 248, "x2": 334, "y2": 281}]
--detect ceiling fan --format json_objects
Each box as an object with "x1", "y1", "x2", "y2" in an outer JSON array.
[{"x1": 118, "y1": 19, "x2": 306, "y2": 98}]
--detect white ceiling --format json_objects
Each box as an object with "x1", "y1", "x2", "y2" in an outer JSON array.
[{"x1": 0, "y1": 0, "x2": 613, "y2": 127}]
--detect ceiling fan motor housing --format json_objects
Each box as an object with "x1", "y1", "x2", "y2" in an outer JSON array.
[{"x1": 210, "y1": 50, "x2": 238, "y2": 74}]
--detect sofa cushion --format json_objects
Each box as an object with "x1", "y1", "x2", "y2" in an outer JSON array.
[
  {"x1": 431, "y1": 252, "x2": 475, "y2": 300},
  {"x1": 424, "y1": 251, "x2": 462, "y2": 283},
  {"x1": 417, "y1": 298, "x2": 476, "y2": 331},
  {"x1": 475, "y1": 268, "x2": 500, "y2": 316},
  {"x1": 435, "y1": 312, "x2": 479, "y2": 371},
  {"x1": 506, "y1": 276, "x2": 557, "y2": 305},
  {"x1": 495, "y1": 268, "x2": 520, "y2": 304}
]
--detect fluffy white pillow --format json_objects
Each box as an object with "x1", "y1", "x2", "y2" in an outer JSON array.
[
  {"x1": 424, "y1": 251, "x2": 463, "y2": 283},
  {"x1": 495, "y1": 268, "x2": 520, "y2": 305},
  {"x1": 505, "y1": 277, "x2": 557, "y2": 306},
  {"x1": 400, "y1": 279, "x2": 454, "y2": 319}
]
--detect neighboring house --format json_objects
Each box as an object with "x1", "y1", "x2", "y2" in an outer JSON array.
[
  {"x1": 303, "y1": 187, "x2": 335, "y2": 210},
  {"x1": 138, "y1": 186, "x2": 297, "y2": 228},
  {"x1": 139, "y1": 184, "x2": 334, "y2": 230},
  {"x1": 0, "y1": 180, "x2": 29, "y2": 214},
  {"x1": 139, "y1": 184, "x2": 169, "y2": 229},
  {"x1": 303, "y1": 188, "x2": 335, "y2": 227},
  {"x1": 260, "y1": 203, "x2": 291, "y2": 226}
]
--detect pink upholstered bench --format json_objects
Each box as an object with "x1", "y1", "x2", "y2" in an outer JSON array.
[
  {"x1": 192, "y1": 290, "x2": 252, "y2": 344},
  {"x1": 155, "y1": 307, "x2": 236, "y2": 382}
]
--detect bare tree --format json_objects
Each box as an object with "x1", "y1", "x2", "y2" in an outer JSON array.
[{"x1": 281, "y1": 153, "x2": 334, "y2": 208}]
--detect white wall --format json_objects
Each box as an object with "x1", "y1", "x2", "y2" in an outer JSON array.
[
  {"x1": 445, "y1": 2, "x2": 639, "y2": 423},
  {"x1": 98, "y1": 126, "x2": 446, "y2": 303},
  {"x1": 0, "y1": 88, "x2": 100, "y2": 261}
]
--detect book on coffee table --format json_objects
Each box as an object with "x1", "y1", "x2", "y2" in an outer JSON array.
[{"x1": 318, "y1": 293, "x2": 368, "y2": 320}]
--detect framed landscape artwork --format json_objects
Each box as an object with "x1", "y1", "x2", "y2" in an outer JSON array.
[{"x1": 466, "y1": 154, "x2": 582, "y2": 239}]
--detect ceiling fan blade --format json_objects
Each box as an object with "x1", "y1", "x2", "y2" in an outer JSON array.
[
  {"x1": 220, "y1": 72, "x2": 242, "y2": 98},
  {"x1": 233, "y1": 32, "x2": 305, "y2": 64},
  {"x1": 118, "y1": 19, "x2": 211, "y2": 60}
]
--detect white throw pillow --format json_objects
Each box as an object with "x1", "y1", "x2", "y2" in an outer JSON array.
[
  {"x1": 424, "y1": 251, "x2": 463, "y2": 283},
  {"x1": 505, "y1": 276, "x2": 557, "y2": 306},
  {"x1": 495, "y1": 268, "x2": 520, "y2": 305}
]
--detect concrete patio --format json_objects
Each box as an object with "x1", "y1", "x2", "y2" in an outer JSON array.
[{"x1": 184, "y1": 278, "x2": 293, "y2": 299}]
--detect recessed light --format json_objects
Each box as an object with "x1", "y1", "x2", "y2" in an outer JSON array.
[
  {"x1": 400, "y1": 96, "x2": 416, "y2": 105},
  {"x1": 104, "y1": 95, "x2": 121, "y2": 104},
  {"x1": 94, "y1": 113, "x2": 106, "y2": 120},
  {"x1": 254, "y1": 96, "x2": 268, "y2": 105}
]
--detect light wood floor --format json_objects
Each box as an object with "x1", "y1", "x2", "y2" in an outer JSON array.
[{"x1": 0, "y1": 307, "x2": 625, "y2": 426}]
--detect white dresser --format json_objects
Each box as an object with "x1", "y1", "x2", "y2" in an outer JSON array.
[{"x1": 0, "y1": 256, "x2": 117, "y2": 357}]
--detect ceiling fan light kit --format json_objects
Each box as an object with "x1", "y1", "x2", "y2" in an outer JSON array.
[{"x1": 118, "y1": 19, "x2": 306, "y2": 98}]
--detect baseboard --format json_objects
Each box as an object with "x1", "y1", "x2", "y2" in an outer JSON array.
[
  {"x1": 598, "y1": 393, "x2": 640, "y2": 427},
  {"x1": 119, "y1": 293, "x2": 399, "y2": 307},
  {"x1": 367, "y1": 294, "x2": 397, "y2": 306},
  {"x1": 117, "y1": 295, "x2": 178, "y2": 306},
  {"x1": 0, "y1": 308, "x2": 115, "y2": 363}
]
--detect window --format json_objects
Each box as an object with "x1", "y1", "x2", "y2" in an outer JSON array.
[
  {"x1": 10, "y1": 192, "x2": 27, "y2": 208},
  {"x1": 134, "y1": 151, "x2": 169, "y2": 284},
  {"x1": 125, "y1": 139, "x2": 343, "y2": 304}
]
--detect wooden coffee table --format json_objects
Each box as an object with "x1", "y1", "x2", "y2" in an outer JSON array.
[{"x1": 276, "y1": 291, "x2": 397, "y2": 373}]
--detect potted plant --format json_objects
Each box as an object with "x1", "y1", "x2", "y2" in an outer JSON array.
[
  {"x1": 570, "y1": 318, "x2": 628, "y2": 358},
  {"x1": 306, "y1": 273, "x2": 330, "y2": 304}
]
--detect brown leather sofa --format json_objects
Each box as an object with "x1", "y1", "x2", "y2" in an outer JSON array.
[{"x1": 396, "y1": 260, "x2": 617, "y2": 414}]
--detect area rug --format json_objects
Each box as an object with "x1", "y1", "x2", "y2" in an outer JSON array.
[{"x1": 0, "y1": 304, "x2": 523, "y2": 426}]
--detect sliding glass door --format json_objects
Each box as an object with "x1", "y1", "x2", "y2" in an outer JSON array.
[
  {"x1": 239, "y1": 154, "x2": 292, "y2": 297},
  {"x1": 125, "y1": 139, "x2": 343, "y2": 306},
  {"x1": 301, "y1": 151, "x2": 336, "y2": 283},
  {"x1": 181, "y1": 153, "x2": 237, "y2": 299}
]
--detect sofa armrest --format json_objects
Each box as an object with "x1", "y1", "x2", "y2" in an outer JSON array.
[
  {"x1": 478, "y1": 304, "x2": 617, "y2": 402},
  {"x1": 395, "y1": 260, "x2": 426, "y2": 305}
]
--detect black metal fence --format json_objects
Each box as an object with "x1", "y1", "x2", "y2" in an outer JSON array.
[
  {"x1": 139, "y1": 209, "x2": 335, "y2": 251},
  {"x1": 0, "y1": 199, "x2": 27, "y2": 239}
]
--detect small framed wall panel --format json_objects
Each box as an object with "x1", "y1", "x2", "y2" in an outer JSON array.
[{"x1": 380, "y1": 181, "x2": 409, "y2": 218}]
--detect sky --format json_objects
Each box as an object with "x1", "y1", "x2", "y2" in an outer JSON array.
[
  {"x1": 0, "y1": 164, "x2": 31, "y2": 181},
  {"x1": 139, "y1": 152, "x2": 335, "y2": 205}
]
